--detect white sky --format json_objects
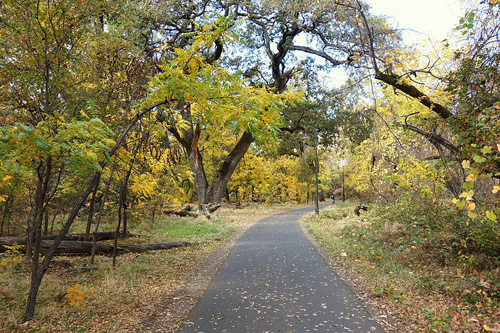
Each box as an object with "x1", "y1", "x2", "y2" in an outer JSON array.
[{"x1": 367, "y1": 0, "x2": 467, "y2": 43}]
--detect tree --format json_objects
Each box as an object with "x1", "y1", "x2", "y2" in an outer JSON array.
[
  {"x1": 0, "y1": 1, "x2": 118, "y2": 310},
  {"x1": 0, "y1": 0, "x2": 167, "y2": 320},
  {"x1": 144, "y1": 19, "x2": 300, "y2": 215},
  {"x1": 131, "y1": 0, "x2": 397, "y2": 208}
]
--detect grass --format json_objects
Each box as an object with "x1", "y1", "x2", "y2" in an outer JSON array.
[
  {"x1": 0, "y1": 203, "x2": 297, "y2": 332},
  {"x1": 304, "y1": 201, "x2": 500, "y2": 332}
]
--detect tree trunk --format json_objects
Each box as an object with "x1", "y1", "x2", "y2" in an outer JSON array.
[
  {"x1": 205, "y1": 131, "x2": 254, "y2": 205},
  {"x1": 43, "y1": 209, "x2": 49, "y2": 236},
  {"x1": 186, "y1": 142, "x2": 209, "y2": 206},
  {"x1": 84, "y1": 182, "x2": 99, "y2": 241},
  {"x1": 31, "y1": 158, "x2": 52, "y2": 281},
  {"x1": 91, "y1": 168, "x2": 113, "y2": 266},
  {"x1": 0, "y1": 194, "x2": 12, "y2": 237},
  {"x1": 0, "y1": 231, "x2": 140, "y2": 251},
  {"x1": 113, "y1": 162, "x2": 134, "y2": 267},
  {"x1": 375, "y1": 72, "x2": 452, "y2": 120}
]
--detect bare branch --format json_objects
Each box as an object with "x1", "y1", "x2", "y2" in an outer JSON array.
[
  {"x1": 395, "y1": 122, "x2": 460, "y2": 154},
  {"x1": 288, "y1": 45, "x2": 346, "y2": 66}
]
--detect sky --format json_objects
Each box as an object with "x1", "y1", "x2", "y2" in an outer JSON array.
[{"x1": 367, "y1": 0, "x2": 467, "y2": 43}]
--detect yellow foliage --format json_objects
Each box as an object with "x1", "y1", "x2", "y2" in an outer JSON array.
[
  {"x1": 231, "y1": 153, "x2": 307, "y2": 203},
  {"x1": 0, "y1": 244, "x2": 23, "y2": 269},
  {"x1": 64, "y1": 284, "x2": 95, "y2": 308},
  {"x1": 130, "y1": 173, "x2": 158, "y2": 199}
]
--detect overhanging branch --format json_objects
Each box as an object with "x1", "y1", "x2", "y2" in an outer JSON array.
[
  {"x1": 377, "y1": 72, "x2": 452, "y2": 120},
  {"x1": 288, "y1": 45, "x2": 346, "y2": 66},
  {"x1": 395, "y1": 122, "x2": 459, "y2": 154}
]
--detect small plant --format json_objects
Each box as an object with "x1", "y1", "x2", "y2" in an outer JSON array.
[
  {"x1": 372, "y1": 284, "x2": 402, "y2": 300},
  {"x1": 0, "y1": 244, "x2": 23, "y2": 270},
  {"x1": 422, "y1": 307, "x2": 452, "y2": 333},
  {"x1": 64, "y1": 284, "x2": 95, "y2": 309}
]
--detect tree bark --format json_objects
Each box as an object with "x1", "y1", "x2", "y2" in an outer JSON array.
[
  {"x1": 0, "y1": 194, "x2": 12, "y2": 237},
  {"x1": 91, "y1": 168, "x2": 113, "y2": 266},
  {"x1": 24, "y1": 173, "x2": 101, "y2": 322},
  {"x1": 0, "y1": 232, "x2": 140, "y2": 251},
  {"x1": 84, "y1": 182, "x2": 99, "y2": 241},
  {"x1": 395, "y1": 122, "x2": 459, "y2": 154},
  {"x1": 31, "y1": 158, "x2": 52, "y2": 281}
]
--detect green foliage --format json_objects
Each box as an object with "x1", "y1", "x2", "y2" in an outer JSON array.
[
  {"x1": 447, "y1": 3, "x2": 500, "y2": 232},
  {"x1": 0, "y1": 118, "x2": 114, "y2": 181}
]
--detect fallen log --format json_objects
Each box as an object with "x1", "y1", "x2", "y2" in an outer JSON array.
[
  {"x1": 0, "y1": 231, "x2": 141, "y2": 251},
  {"x1": 161, "y1": 203, "x2": 221, "y2": 218},
  {"x1": 118, "y1": 242, "x2": 191, "y2": 253},
  {"x1": 161, "y1": 209, "x2": 200, "y2": 217},
  {"x1": 1, "y1": 240, "x2": 191, "y2": 255}
]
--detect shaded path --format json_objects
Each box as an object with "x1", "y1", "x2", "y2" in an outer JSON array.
[{"x1": 179, "y1": 206, "x2": 383, "y2": 332}]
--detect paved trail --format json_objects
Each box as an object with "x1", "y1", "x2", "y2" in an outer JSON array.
[{"x1": 179, "y1": 206, "x2": 383, "y2": 332}]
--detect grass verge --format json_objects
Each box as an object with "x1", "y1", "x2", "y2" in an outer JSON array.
[{"x1": 304, "y1": 201, "x2": 500, "y2": 333}]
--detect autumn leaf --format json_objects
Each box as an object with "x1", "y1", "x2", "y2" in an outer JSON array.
[
  {"x1": 473, "y1": 155, "x2": 486, "y2": 163},
  {"x1": 481, "y1": 146, "x2": 493, "y2": 154},
  {"x1": 459, "y1": 190, "x2": 474, "y2": 200},
  {"x1": 465, "y1": 174, "x2": 477, "y2": 182},
  {"x1": 65, "y1": 284, "x2": 95, "y2": 308},
  {"x1": 485, "y1": 211, "x2": 497, "y2": 221},
  {"x1": 467, "y1": 211, "x2": 478, "y2": 218}
]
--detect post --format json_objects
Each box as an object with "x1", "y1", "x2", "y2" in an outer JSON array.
[
  {"x1": 303, "y1": 127, "x2": 320, "y2": 214},
  {"x1": 314, "y1": 144, "x2": 319, "y2": 215},
  {"x1": 342, "y1": 164, "x2": 346, "y2": 202}
]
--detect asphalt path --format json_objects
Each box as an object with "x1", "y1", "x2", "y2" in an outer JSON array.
[{"x1": 179, "y1": 205, "x2": 384, "y2": 332}]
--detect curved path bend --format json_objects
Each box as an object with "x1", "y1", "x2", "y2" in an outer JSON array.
[{"x1": 179, "y1": 206, "x2": 384, "y2": 332}]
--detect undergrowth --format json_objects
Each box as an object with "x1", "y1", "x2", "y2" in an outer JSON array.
[{"x1": 305, "y1": 201, "x2": 500, "y2": 332}]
